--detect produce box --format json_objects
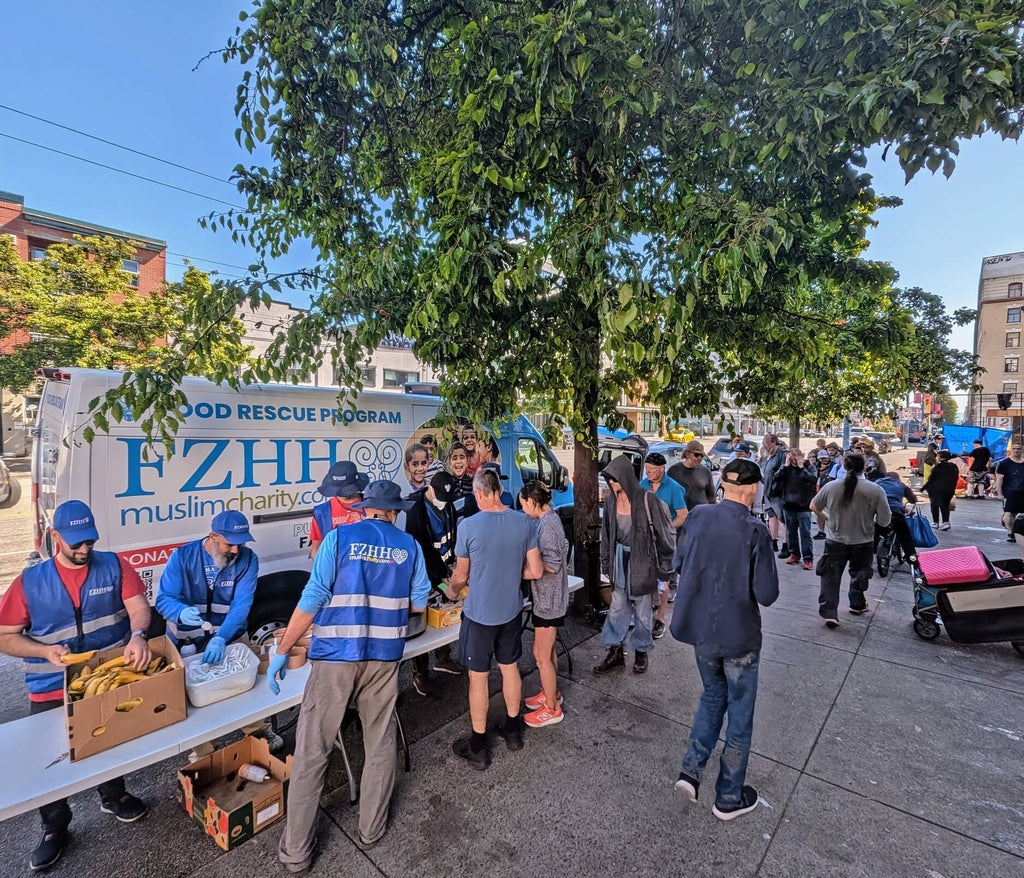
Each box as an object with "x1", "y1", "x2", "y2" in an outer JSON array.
[
  {"x1": 177, "y1": 736, "x2": 292, "y2": 851},
  {"x1": 64, "y1": 635, "x2": 186, "y2": 762},
  {"x1": 427, "y1": 602, "x2": 462, "y2": 629}
]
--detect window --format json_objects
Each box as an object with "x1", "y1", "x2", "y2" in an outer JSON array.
[
  {"x1": 29, "y1": 246, "x2": 46, "y2": 261},
  {"x1": 359, "y1": 366, "x2": 376, "y2": 387},
  {"x1": 1011, "y1": 282, "x2": 1023, "y2": 299},
  {"x1": 1005, "y1": 357, "x2": 1019, "y2": 373},
  {"x1": 1003, "y1": 382, "x2": 1018, "y2": 395},
  {"x1": 1010, "y1": 308, "x2": 1022, "y2": 324},
  {"x1": 516, "y1": 437, "x2": 554, "y2": 486},
  {"x1": 382, "y1": 368, "x2": 419, "y2": 388},
  {"x1": 640, "y1": 411, "x2": 660, "y2": 433},
  {"x1": 121, "y1": 259, "x2": 140, "y2": 288},
  {"x1": 1009, "y1": 333, "x2": 1021, "y2": 348}
]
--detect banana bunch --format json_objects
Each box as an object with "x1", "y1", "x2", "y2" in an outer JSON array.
[{"x1": 67, "y1": 654, "x2": 178, "y2": 702}]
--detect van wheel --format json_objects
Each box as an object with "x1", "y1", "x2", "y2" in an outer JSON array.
[{"x1": 0, "y1": 477, "x2": 21, "y2": 509}]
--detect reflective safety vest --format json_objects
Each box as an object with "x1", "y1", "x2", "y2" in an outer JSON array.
[
  {"x1": 164, "y1": 539, "x2": 255, "y2": 645},
  {"x1": 22, "y1": 552, "x2": 130, "y2": 694},
  {"x1": 312, "y1": 499, "x2": 362, "y2": 541},
  {"x1": 310, "y1": 519, "x2": 416, "y2": 663}
]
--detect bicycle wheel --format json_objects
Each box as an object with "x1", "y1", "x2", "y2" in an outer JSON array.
[{"x1": 876, "y1": 535, "x2": 892, "y2": 577}]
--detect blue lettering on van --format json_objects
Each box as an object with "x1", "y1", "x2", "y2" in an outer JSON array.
[
  {"x1": 341, "y1": 410, "x2": 401, "y2": 424},
  {"x1": 180, "y1": 439, "x2": 232, "y2": 492},
  {"x1": 115, "y1": 438, "x2": 165, "y2": 497},
  {"x1": 43, "y1": 392, "x2": 67, "y2": 412},
  {"x1": 237, "y1": 439, "x2": 292, "y2": 488}
]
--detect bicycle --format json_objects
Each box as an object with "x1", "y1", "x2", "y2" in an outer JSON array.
[{"x1": 876, "y1": 526, "x2": 901, "y2": 577}]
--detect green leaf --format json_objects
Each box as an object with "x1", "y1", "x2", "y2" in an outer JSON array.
[
  {"x1": 985, "y1": 70, "x2": 1007, "y2": 86},
  {"x1": 920, "y1": 87, "x2": 945, "y2": 105},
  {"x1": 625, "y1": 54, "x2": 643, "y2": 69}
]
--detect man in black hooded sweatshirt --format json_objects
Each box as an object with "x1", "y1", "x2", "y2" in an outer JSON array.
[{"x1": 593, "y1": 455, "x2": 676, "y2": 675}]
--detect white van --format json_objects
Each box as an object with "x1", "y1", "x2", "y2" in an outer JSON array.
[{"x1": 32, "y1": 369, "x2": 573, "y2": 642}]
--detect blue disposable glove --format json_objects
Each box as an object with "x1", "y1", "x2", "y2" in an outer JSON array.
[
  {"x1": 179, "y1": 607, "x2": 202, "y2": 627},
  {"x1": 267, "y1": 650, "x2": 288, "y2": 696},
  {"x1": 202, "y1": 635, "x2": 226, "y2": 665}
]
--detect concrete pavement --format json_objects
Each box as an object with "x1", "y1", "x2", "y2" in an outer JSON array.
[{"x1": 1, "y1": 455, "x2": 1023, "y2": 876}]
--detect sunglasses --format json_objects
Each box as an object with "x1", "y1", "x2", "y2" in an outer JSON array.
[
  {"x1": 69, "y1": 539, "x2": 96, "y2": 549},
  {"x1": 688, "y1": 451, "x2": 704, "y2": 458}
]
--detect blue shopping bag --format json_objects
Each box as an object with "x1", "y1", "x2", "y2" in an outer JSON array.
[{"x1": 907, "y1": 511, "x2": 938, "y2": 548}]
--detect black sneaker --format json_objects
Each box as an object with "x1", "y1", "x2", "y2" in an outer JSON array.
[
  {"x1": 413, "y1": 672, "x2": 438, "y2": 698},
  {"x1": 30, "y1": 829, "x2": 67, "y2": 871},
  {"x1": 813, "y1": 532, "x2": 826, "y2": 540},
  {"x1": 433, "y1": 655, "x2": 465, "y2": 675},
  {"x1": 1008, "y1": 534, "x2": 1017, "y2": 543},
  {"x1": 849, "y1": 606, "x2": 869, "y2": 616},
  {"x1": 652, "y1": 620, "x2": 667, "y2": 640},
  {"x1": 824, "y1": 618, "x2": 840, "y2": 630},
  {"x1": 99, "y1": 793, "x2": 148, "y2": 823},
  {"x1": 674, "y1": 772, "x2": 699, "y2": 803},
  {"x1": 633, "y1": 651, "x2": 648, "y2": 674},
  {"x1": 493, "y1": 714, "x2": 525, "y2": 751},
  {"x1": 713, "y1": 785, "x2": 759, "y2": 821},
  {"x1": 452, "y1": 736, "x2": 491, "y2": 771},
  {"x1": 777, "y1": 550, "x2": 791, "y2": 559}
]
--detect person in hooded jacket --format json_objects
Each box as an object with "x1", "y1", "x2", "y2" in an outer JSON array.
[
  {"x1": 593, "y1": 455, "x2": 676, "y2": 676},
  {"x1": 774, "y1": 449, "x2": 818, "y2": 570}
]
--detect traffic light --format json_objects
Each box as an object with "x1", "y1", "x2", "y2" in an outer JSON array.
[{"x1": 998, "y1": 392, "x2": 1013, "y2": 410}]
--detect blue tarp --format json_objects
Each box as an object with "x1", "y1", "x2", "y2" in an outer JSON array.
[{"x1": 940, "y1": 425, "x2": 1011, "y2": 461}]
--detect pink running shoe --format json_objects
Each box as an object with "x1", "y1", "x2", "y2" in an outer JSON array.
[
  {"x1": 524, "y1": 703, "x2": 564, "y2": 728},
  {"x1": 524, "y1": 691, "x2": 563, "y2": 712}
]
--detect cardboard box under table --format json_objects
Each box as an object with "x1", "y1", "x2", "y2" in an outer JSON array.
[
  {"x1": 64, "y1": 635, "x2": 186, "y2": 762},
  {"x1": 178, "y1": 736, "x2": 292, "y2": 851}
]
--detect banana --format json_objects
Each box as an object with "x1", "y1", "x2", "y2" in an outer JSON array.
[
  {"x1": 159, "y1": 662, "x2": 179, "y2": 674},
  {"x1": 111, "y1": 670, "x2": 146, "y2": 686},
  {"x1": 145, "y1": 656, "x2": 165, "y2": 675},
  {"x1": 59, "y1": 650, "x2": 98, "y2": 665},
  {"x1": 92, "y1": 656, "x2": 127, "y2": 674},
  {"x1": 68, "y1": 678, "x2": 87, "y2": 693},
  {"x1": 92, "y1": 725, "x2": 106, "y2": 737},
  {"x1": 82, "y1": 673, "x2": 107, "y2": 698},
  {"x1": 79, "y1": 665, "x2": 94, "y2": 679},
  {"x1": 95, "y1": 676, "x2": 115, "y2": 695},
  {"x1": 115, "y1": 697, "x2": 144, "y2": 712}
]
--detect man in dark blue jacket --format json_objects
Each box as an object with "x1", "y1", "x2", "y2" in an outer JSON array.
[{"x1": 670, "y1": 458, "x2": 779, "y2": 822}]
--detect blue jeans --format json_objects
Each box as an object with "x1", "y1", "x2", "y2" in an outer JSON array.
[
  {"x1": 681, "y1": 650, "x2": 760, "y2": 809},
  {"x1": 784, "y1": 509, "x2": 813, "y2": 561},
  {"x1": 600, "y1": 585, "x2": 654, "y2": 652}
]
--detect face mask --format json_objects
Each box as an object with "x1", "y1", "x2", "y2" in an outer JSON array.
[{"x1": 430, "y1": 496, "x2": 447, "y2": 510}]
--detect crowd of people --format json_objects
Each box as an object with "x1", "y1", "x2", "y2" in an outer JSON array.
[{"x1": 3, "y1": 418, "x2": 1014, "y2": 872}]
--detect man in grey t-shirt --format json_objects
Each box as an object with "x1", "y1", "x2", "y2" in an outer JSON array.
[
  {"x1": 810, "y1": 453, "x2": 890, "y2": 628},
  {"x1": 449, "y1": 469, "x2": 542, "y2": 770}
]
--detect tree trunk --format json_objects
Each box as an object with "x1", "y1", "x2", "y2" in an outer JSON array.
[
  {"x1": 572, "y1": 319, "x2": 602, "y2": 603},
  {"x1": 789, "y1": 415, "x2": 801, "y2": 450}
]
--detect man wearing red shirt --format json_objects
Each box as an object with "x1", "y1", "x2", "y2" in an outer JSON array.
[
  {"x1": 309, "y1": 461, "x2": 370, "y2": 559},
  {"x1": 0, "y1": 500, "x2": 153, "y2": 872}
]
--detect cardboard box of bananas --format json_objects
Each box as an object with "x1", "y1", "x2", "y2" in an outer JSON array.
[{"x1": 63, "y1": 635, "x2": 188, "y2": 762}]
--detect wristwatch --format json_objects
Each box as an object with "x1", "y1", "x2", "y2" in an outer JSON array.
[{"x1": 131, "y1": 629, "x2": 148, "y2": 640}]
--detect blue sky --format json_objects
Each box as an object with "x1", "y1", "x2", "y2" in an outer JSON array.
[{"x1": 1, "y1": 1, "x2": 1020, "y2": 356}]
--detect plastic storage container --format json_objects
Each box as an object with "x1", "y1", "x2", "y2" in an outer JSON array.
[{"x1": 183, "y1": 643, "x2": 260, "y2": 708}]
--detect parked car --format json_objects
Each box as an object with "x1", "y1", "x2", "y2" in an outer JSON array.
[
  {"x1": 864, "y1": 431, "x2": 894, "y2": 454},
  {"x1": 707, "y1": 436, "x2": 759, "y2": 468},
  {"x1": 597, "y1": 429, "x2": 648, "y2": 503},
  {"x1": 645, "y1": 440, "x2": 688, "y2": 470}
]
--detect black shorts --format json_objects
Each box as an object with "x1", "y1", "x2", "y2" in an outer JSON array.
[
  {"x1": 458, "y1": 615, "x2": 523, "y2": 671},
  {"x1": 533, "y1": 614, "x2": 565, "y2": 628},
  {"x1": 1005, "y1": 493, "x2": 1024, "y2": 515}
]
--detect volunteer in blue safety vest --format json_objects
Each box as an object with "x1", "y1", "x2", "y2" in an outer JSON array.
[
  {"x1": 269, "y1": 480, "x2": 430, "y2": 867},
  {"x1": 155, "y1": 510, "x2": 258, "y2": 664},
  {"x1": 0, "y1": 500, "x2": 153, "y2": 872}
]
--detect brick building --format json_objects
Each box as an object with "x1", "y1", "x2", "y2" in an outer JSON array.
[
  {"x1": 970, "y1": 250, "x2": 1024, "y2": 431},
  {"x1": 0, "y1": 187, "x2": 167, "y2": 318}
]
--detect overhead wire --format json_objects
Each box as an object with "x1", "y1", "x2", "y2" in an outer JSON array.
[
  {"x1": 0, "y1": 131, "x2": 244, "y2": 209},
  {"x1": 0, "y1": 102, "x2": 233, "y2": 186}
]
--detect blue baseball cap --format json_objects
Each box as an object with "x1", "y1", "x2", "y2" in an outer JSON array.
[
  {"x1": 210, "y1": 510, "x2": 254, "y2": 544},
  {"x1": 352, "y1": 480, "x2": 415, "y2": 511},
  {"x1": 52, "y1": 500, "x2": 99, "y2": 544}
]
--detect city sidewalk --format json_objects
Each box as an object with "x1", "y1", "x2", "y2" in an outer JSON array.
[{"x1": 1, "y1": 465, "x2": 1022, "y2": 876}]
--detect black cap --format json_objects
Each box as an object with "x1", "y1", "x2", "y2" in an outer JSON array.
[
  {"x1": 721, "y1": 459, "x2": 762, "y2": 486},
  {"x1": 645, "y1": 452, "x2": 667, "y2": 467},
  {"x1": 429, "y1": 471, "x2": 459, "y2": 501}
]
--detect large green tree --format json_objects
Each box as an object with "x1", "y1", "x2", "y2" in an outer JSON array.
[
  {"x1": 115, "y1": 0, "x2": 1021, "y2": 576},
  {"x1": 0, "y1": 235, "x2": 250, "y2": 438}
]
